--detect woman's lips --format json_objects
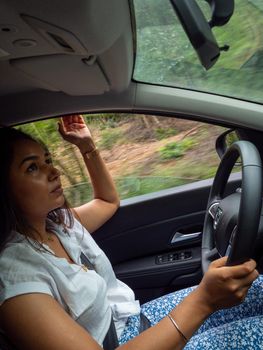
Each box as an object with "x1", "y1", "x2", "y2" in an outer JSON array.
[{"x1": 51, "y1": 185, "x2": 63, "y2": 195}]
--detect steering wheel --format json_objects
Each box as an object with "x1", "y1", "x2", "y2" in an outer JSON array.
[{"x1": 202, "y1": 141, "x2": 263, "y2": 272}]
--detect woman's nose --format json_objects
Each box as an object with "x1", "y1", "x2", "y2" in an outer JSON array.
[{"x1": 48, "y1": 166, "x2": 61, "y2": 181}]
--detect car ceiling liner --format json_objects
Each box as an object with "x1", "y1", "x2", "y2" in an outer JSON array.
[{"x1": 0, "y1": 0, "x2": 133, "y2": 96}]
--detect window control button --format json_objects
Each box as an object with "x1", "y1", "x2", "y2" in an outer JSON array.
[
  {"x1": 156, "y1": 251, "x2": 192, "y2": 264},
  {"x1": 184, "y1": 251, "x2": 191, "y2": 259}
]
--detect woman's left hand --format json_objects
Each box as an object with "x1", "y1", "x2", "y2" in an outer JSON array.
[{"x1": 58, "y1": 115, "x2": 95, "y2": 153}]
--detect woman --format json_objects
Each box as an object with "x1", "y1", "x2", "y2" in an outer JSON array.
[{"x1": 0, "y1": 115, "x2": 261, "y2": 350}]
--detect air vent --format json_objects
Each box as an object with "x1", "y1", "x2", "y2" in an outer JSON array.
[{"x1": 47, "y1": 32, "x2": 74, "y2": 52}]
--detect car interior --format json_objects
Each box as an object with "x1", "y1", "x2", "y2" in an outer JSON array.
[{"x1": 1, "y1": 0, "x2": 263, "y2": 348}]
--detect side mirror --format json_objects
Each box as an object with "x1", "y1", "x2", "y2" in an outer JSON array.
[
  {"x1": 170, "y1": 0, "x2": 234, "y2": 70},
  {"x1": 216, "y1": 129, "x2": 240, "y2": 159}
]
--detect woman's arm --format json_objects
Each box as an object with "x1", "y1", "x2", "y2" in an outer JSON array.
[
  {"x1": 121, "y1": 257, "x2": 259, "y2": 350},
  {"x1": 0, "y1": 258, "x2": 258, "y2": 350},
  {"x1": 58, "y1": 115, "x2": 120, "y2": 233}
]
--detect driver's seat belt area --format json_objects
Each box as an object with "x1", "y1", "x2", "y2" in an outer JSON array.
[
  {"x1": 80, "y1": 252, "x2": 119, "y2": 350},
  {"x1": 80, "y1": 252, "x2": 151, "y2": 350}
]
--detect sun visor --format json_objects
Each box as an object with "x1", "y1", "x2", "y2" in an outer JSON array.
[{"x1": 11, "y1": 55, "x2": 110, "y2": 95}]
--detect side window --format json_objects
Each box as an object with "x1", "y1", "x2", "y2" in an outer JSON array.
[{"x1": 17, "y1": 114, "x2": 226, "y2": 206}]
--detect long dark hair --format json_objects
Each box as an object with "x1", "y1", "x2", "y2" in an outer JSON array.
[{"x1": 0, "y1": 127, "x2": 73, "y2": 251}]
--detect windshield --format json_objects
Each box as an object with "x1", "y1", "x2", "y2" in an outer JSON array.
[{"x1": 133, "y1": 0, "x2": 263, "y2": 104}]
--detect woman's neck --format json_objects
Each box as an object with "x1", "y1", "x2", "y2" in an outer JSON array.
[{"x1": 23, "y1": 216, "x2": 50, "y2": 243}]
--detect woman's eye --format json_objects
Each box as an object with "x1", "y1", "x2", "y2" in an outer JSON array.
[{"x1": 27, "y1": 163, "x2": 38, "y2": 173}]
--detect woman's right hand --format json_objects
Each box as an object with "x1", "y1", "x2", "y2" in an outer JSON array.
[{"x1": 194, "y1": 256, "x2": 259, "y2": 315}]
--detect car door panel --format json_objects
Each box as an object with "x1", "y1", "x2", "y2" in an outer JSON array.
[{"x1": 94, "y1": 174, "x2": 241, "y2": 302}]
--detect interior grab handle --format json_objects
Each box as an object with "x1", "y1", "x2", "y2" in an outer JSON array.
[{"x1": 171, "y1": 231, "x2": 202, "y2": 244}]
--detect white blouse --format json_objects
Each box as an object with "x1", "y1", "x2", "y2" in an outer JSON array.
[{"x1": 0, "y1": 217, "x2": 140, "y2": 345}]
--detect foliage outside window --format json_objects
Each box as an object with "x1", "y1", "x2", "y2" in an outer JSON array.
[{"x1": 17, "y1": 114, "x2": 226, "y2": 206}]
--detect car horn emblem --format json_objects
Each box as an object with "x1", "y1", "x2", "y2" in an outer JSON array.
[{"x1": 213, "y1": 207, "x2": 223, "y2": 230}]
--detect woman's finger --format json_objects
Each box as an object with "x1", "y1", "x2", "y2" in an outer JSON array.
[
  {"x1": 72, "y1": 115, "x2": 78, "y2": 124},
  {"x1": 72, "y1": 114, "x2": 85, "y2": 124},
  {"x1": 235, "y1": 268, "x2": 259, "y2": 287},
  {"x1": 58, "y1": 121, "x2": 66, "y2": 136},
  {"x1": 210, "y1": 256, "x2": 228, "y2": 268},
  {"x1": 60, "y1": 116, "x2": 69, "y2": 129},
  {"x1": 211, "y1": 258, "x2": 257, "y2": 279},
  {"x1": 226, "y1": 260, "x2": 257, "y2": 279}
]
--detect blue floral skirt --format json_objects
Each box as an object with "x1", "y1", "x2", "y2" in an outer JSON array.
[{"x1": 119, "y1": 275, "x2": 263, "y2": 349}]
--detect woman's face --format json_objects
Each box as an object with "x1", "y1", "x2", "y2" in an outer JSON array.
[{"x1": 9, "y1": 139, "x2": 65, "y2": 220}]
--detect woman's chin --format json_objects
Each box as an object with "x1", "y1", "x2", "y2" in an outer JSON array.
[{"x1": 54, "y1": 195, "x2": 66, "y2": 209}]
